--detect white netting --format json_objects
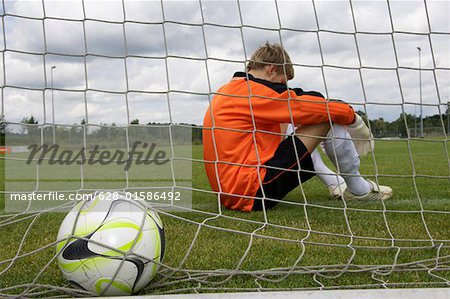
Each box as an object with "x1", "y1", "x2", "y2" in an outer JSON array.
[{"x1": 1, "y1": 0, "x2": 449, "y2": 297}]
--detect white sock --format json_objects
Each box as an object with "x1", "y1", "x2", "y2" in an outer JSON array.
[
  {"x1": 323, "y1": 125, "x2": 370, "y2": 196},
  {"x1": 311, "y1": 148, "x2": 345, "y2": 187}
]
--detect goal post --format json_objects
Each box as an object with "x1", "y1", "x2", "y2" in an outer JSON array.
[{"x1": 1, "y1": 0, "x2": 450, "y2": 297}]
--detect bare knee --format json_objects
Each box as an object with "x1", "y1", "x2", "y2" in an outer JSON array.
[{"x1": 295, "y1": 123, "x2": 331, "y2": 152}]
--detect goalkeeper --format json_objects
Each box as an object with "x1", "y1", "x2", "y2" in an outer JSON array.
[{"x1": 202, "y1": 42, "x2": 392, "y2": 212}]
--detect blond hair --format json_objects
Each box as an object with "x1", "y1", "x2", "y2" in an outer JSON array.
[{"x1": 247, "y1": 42, "x2": 294, "y2": 81}]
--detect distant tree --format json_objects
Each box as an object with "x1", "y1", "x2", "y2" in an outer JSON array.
[
  {"x1": 370, "y1": 118, "x2": 388, "y2": 138},
  {"x1": 96, "y1": 122, "x2": 109, "y2": 140},
  {"x1": 130, "y1": 119, "x2": 139, "y2": 125},
  {"x1": 191, "y1": 124, "x2": 202, "y2": 144},
  {"x1": 69, "y1": 122, "x2": 82, "y2": 145},
  {"x1": 21, "y1": 115, "x2": 39, "y2": 141},
  {"x1": 0, "y1": 117, "x2": 5, "y2": 134},
  {"x1": 110, "y1": 122, "x2": 118, "y2": 139},
  {"x1": 22, "y1": 115, "x2": 38, "y2": 125},
  {"x1": 423, "y1": 114, "x2": 444, "y2": 128},
  {"x1": 395, "y1": 113, "x2": 418, "y2": 138},
  {"x1": 21, "y1": 115, "x2": 38, "y2": 132}
]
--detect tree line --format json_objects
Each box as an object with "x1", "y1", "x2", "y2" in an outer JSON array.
[
  {"x1": 2, "y1": 110, "x2": 449, "y2": 147},
  {"x1": 358, "y1": 111, "x2": 450, "y2": 138},
  {"x1": 4, "y1": 117, "x2": 201, "y2": 147}
]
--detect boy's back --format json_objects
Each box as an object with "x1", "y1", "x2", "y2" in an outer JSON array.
[{"x1": 203, "y1": 73, "x2": 286, "y2": 212}]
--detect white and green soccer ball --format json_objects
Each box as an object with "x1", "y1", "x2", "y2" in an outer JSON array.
[{"x1": 56, "y1": 191, "x2": 165, "y2": 296}]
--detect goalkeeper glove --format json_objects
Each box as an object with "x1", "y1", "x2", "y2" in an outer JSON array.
[{"x1": 346, "y1": 114, "x2": 374, "y2": 156}]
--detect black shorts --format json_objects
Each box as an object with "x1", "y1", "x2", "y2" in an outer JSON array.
[{"x1": 252, "y1": 136, "x2": 315, "y2": 211}]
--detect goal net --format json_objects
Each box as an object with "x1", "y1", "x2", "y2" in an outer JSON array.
[{"x1": 1, "y1": 0, "x2": 449, "y2": 297}]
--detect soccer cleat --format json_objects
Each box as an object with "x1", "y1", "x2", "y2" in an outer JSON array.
[
  {"x1": 328, "y1": 182, "x2": 347, "y2": 200},
  {"x1": 343, "y1": 179, "x2": 393, "y2": 201}
]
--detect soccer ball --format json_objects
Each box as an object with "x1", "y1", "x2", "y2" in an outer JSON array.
[{"x1": 56, "y1": 191, "x2": 165, "y2": 295}]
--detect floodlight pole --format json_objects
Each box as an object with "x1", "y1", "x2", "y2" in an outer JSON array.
[
  {"x1": 417, "y1": 47, "x2": 423, "y2": 138},
  {"x1": 51, "y1": 66, "x2": 56, "y2": 144}
]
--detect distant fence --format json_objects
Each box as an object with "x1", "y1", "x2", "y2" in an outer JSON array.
[{"x1": 408, "y1": 127, "x2": 447, "y2": 138}]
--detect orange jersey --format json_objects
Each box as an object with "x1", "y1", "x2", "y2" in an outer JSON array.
[{"x1": 203, "y1": 72, "x2": 355, "y2": 212}]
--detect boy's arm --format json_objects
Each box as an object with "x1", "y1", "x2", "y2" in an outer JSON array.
[
  {"x1": 290, "y1": 89, "x2": 355, "y2": 126},
  {"x1": 245, "y1": 90, "x2": 355, "y2": 126}
]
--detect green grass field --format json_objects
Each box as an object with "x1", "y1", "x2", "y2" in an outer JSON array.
[{"x1": 0, "y1": 138, "x2": 449, "y2": 296}]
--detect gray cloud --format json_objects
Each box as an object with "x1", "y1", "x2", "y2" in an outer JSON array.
[
  {"x1": 201, "y1": 0, "x2": 241, "y2": 26},
  {"x1": 2, "y1": 0, "x2": 449, "y2": 127}
]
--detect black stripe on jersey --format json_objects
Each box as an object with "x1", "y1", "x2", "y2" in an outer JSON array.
[
  {"x1": 292, "y1": 88, "x2": 325, "y2": 99},
  {"x1": 233, "y1": 72, "x2": 325, "y2": 99},
  {"x1": 233, "y1": 72, "x2": 288, "y2": 94}
]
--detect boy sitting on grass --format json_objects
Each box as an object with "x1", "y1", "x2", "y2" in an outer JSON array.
[{"x1": 203, "y1": 42, "x2": 392, "y2": 212}]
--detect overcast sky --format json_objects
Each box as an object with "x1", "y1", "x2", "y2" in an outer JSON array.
[{"x1": 1, "y1": 0, "x2": 449, "y2": 128}]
